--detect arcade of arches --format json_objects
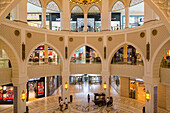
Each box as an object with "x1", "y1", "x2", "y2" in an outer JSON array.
[{"x1": 0, "y1": 0, "x2": 170, "y2": 113}]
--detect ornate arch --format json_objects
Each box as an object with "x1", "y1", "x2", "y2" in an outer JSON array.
[
  {"x1": 152, "y1": 38, "x2": 170, "y2": 78},
  {"x1": 129, "y1": 0, "x2": 143, "y2": 7},
  {"x1": 0, "y1": 36, "x2": 20, "y2": 78},
  {"x1": 28, "y1": 0, "x2": 42, "y2": 7},
  {"x1": 111, "y1": 0, "x2": 125, "y2": 12},
  {"x1": 68, "y1": 43, "x2": 103, "y2": 65},
  {"x1": 71, "y1": 5, "x2": 84, "y2": 14},
  {"x1": 26, "y1": 42, "x2": 64, "y2": 67},
  {"x1": 107, "y1": 41, "x2": 146, "y2": 69},
  {"x1": 87, "y1": 5, "x2": 101, "y2": 14},
  {"x1": 45, "y1": 0, "x2": 61, "y2": 12}
]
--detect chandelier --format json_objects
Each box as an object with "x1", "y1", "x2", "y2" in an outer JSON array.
[{"x1": 69, "y1": 0, "x2": 101, "y2": 5}]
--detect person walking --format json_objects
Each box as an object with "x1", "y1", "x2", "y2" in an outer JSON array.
[
  {"x1": 88, "y1": 94, "x2": 90, "y2": 103},
  {"x1": 106, "y1": 97, "x2": 110, "y2": 107},
  {"x1": 60, "y1": 99, "x2": 64, "y2": 111},
  {"x1": 65, "y1": 98, "x2": 68, "y2": 110}
]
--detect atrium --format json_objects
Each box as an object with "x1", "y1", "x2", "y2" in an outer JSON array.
[{"x1": 0, "y1": 0, "x2": 170, "y2": 113}]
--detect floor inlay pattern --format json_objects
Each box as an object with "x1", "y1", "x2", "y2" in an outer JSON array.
[{"x1": 0, "y1": 83, "x2": 170, "y2": 113}]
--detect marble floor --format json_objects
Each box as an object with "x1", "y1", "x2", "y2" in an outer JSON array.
[{"x1": 0, "y1": 82, "x2": 169, "y2": 113}]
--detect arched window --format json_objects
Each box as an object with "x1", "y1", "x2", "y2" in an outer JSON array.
[
  {"x1": 111, "y1": 45, "x2": 143, "y2": 65},
  {"x1": 87, "y1": 6, "x2": 101, "y2": 32},
  {"x1": 46, "y1": 1, "x2": 61, "y2": 31},
  {"x1": 28, "y1": 44, "x2": 61, "y2": 65},
  {"x1": 70, "y1": 46, "x2": 101, "y2": 64},
  {"x1": 27, "y1": 0, "x2": 42, "y2": 28},
  {"x1": 71, "y1": 6, "x2": 84, "y2": 32},
  {"x1": 129, "y1": 0, "x2": 144, "y2": 28},
  {"x1": 111, "y1": 1, "x2": 125, "y2": 30}
]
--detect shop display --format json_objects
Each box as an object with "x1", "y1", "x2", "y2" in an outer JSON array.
[{"x1": 0, "y1": 84, "x2": 14, "y2": 104}]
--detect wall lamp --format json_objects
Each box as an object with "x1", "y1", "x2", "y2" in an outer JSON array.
[
  {"x1": 146, "y1": 90, "x2": 150, "y2": 102},
  {"x1": 21, "y1": 90, "x2": 26, "y2": 102},
  {"x1": 103, "y1": 82, "x2": 107, "y2": 90},
  {"x1": 65, "y1": 82, "x2": 68, "y2": 90}
]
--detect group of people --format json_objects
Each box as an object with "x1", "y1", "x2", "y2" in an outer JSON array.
[{"x1": 59, "y1": 98, "x2": 68, "y2": 111}]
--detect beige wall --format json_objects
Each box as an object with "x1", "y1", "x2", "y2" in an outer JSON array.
[{"x1": 0, "y1": 68, "x2": 12, "y2": 85}]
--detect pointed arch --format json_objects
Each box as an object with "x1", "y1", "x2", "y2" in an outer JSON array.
[
  {"x1": 107, "y1": 41, "x2": 145, "y2": 69},
  {"x1": 129, "y1": 0, "x2": 144, "y2": 7},
  {"x1": 71, "y1": 5, "x2": 84, "y2": 14},
  {"x1": 28, "y1": 0, "x2": 42, "y2": 7},
  {"x1": 0, "y1": 36, "x2": 20, "y2": 78},
  {"x1": 152, "y1": 38, "x2": 170, "y2": 78},
  {"x1": 88, "y1": 5, "x2": 101, "y2": 14},
  {"x1": 68, "y1": 44, "x2": 103, "y2": 65},
  {"x1": 46, "y1": 0, "x2": 60, "y2": 12},
  {"x1": 26, "y1": 42, "x2": 64, "y2": 67},
  {"x1": 111, "y1": 0, "x2": 125, "y2": 12}
]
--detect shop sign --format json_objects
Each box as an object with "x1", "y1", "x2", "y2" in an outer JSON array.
[{"x1": 27, "y1": 14, "x2": 40, "y2": 20}]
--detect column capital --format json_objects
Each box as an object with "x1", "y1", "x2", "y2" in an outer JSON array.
[
  {"x1": 62, "y1": 71, "x2": 70, "y2": 76},
  {"x1": 12, "y1": 76, "x2": 28, "y2": 86},
  {"x1": 101, "y1": 71, "x2": 110, "y2": 76},
  {"x1": 143, "y1": 77, "x2": 160, "y2": 86}
]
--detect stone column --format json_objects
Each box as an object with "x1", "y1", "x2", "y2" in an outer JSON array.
[
  {"x1": 144, "y1": 3, "x2": 159, "y2": 23},
  {"x1": 125, "y1": 6, "x2": 129, "y2": 28},
  {"x1": 123, "y1": 44, "x2": 128, "y2": 63},
  {"x1": 84, "y1": 13, "x2": 87, "y2": 32},
  {"x1": 143, "y1": 77, "x2": 159, "y2": 113},
  {"x1": 62, "y1": 71, "x2": 70, "y2": 101},
  {"x1": 101, "y1": 71, "x2": 110, "y2": 98},
  {"x1": 12, "y1": 77, "x2": 28, "y2": 113},
  {"x1": 12, "y1": 0, "x2": 27, "y2": 23},
  {"x1": 61, "y1": 0, "x2": 70, "y2": 31},
  {"x1": 41, "y1": 7, "x2": 46, "y2": 28},
  {"x1": 44, "y1": 45, "x2": 48, "y2": 63},
  {"x1": 120, "y1": 76, "x2": 130, "y2": 97},
  {"x1": 101, "y1": 0, "x2": 111, "y2": 31}
]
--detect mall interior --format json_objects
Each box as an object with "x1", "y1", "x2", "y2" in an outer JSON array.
[{"x1": 0, "y1": 0, "x2": 170, "y2": 113}]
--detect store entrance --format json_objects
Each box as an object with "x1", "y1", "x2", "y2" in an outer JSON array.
[
  {"x1": 70, "y1": 74, "x2": 102, "y2": 102},
  {"x1": 27, "y1": 78, "x2": 45, "y2": 101}
]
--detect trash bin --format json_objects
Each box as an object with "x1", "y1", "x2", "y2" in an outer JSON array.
[
  {"x1": 59, "y1": 96, "x2": 61, "y2": 103},
  {"x1": 70, "y1": 95, "x2": 73, "y2": 103},
  {"x1": 143, "y1": 106, "x2": 145, "y2": 113}
]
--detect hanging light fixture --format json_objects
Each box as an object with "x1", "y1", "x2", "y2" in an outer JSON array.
[{"x1": 69, "y1": 0, "x2": 101, "y2": 6}]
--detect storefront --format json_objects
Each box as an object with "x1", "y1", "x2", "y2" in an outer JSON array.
[
  {"x1": 29, "y1": 45, "x2": 60, "y2": 64},
  {"x1": 47, "y1": 76, "x2": 62, "y2": 96},
  {"x1": 0, "y1": 84, "x2": 13, "y2": 104},
  {"x1": 70, "y1": 74, "x2": 102, "y2": 84},
  {"x1": 27, "y1": 12, "x2": 61, "y2": 30},
  {"x1": 129, "y1": 78, "x2": 145, "y2": 101},
  {"x1": 110, "y1": 76, "x2": 120, "y2": 94},
  {"x1": 122, "y1": 15, "x2": 144, "y2": 28},
  {"x1": 111, "y1": 13, "x2": 121, "y2": 31},
  {"x1": 88, "y1": 74, "x2": 102, "y2": 84},
  {"x1": 27, "y1": 77, "x2": 45, "y2": 101}
]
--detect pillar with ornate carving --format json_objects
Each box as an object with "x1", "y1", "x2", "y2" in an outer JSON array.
[
  {"x1": 12, "y1": 0, "x2": 27, "y2": 23},
  {"x1": 101, "y1": 0, "x2": 111, "y2": 31},
  {"x1": 61, "y1": 0, "x2": 70, "y2": 31}
]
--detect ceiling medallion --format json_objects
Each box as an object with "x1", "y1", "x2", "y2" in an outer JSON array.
[
  {"x1": 152, "y1": 29, "x2": 158, "y2": 36},
  {"x1": 69, "y1": 0, "x2": 101, "y2": 5}
]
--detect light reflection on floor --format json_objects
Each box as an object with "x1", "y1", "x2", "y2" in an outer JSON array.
[{"x1": 0, "y1": 82, "x2": 168, "y2": 113}]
